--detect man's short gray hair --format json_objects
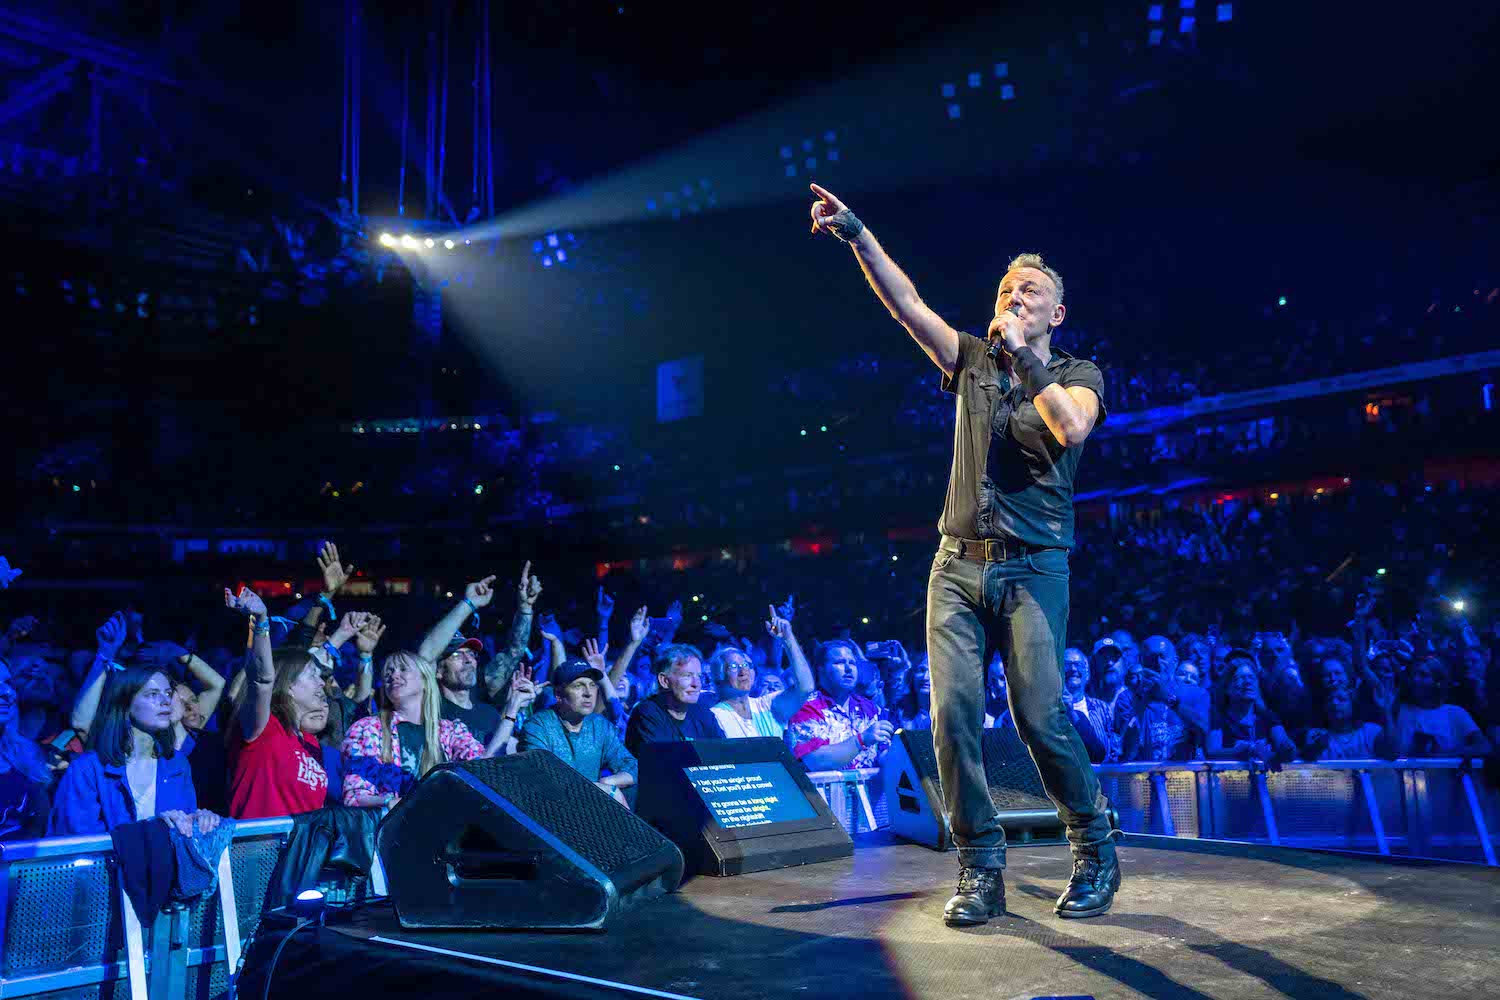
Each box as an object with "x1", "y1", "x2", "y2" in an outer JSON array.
[{"x1": 1006, "y1": 252, "x2": 1064, "y2": 304}]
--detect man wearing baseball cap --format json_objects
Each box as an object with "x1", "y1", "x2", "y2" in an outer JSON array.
[
  {"x1": 418, "y1": 575, "x2": 508, "y2": 747},
  {"x1": 518, "y1": 658, "x2": 637, "y2": 807}
]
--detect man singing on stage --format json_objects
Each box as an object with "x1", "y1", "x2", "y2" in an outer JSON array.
[{"x1": 808, "y1": 182, "x2": 1120, "y2": 925}]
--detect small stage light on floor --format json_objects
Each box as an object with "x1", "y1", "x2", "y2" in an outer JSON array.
[{"x1": 378, "y1": 233, "x2": 395, "y2": 247}]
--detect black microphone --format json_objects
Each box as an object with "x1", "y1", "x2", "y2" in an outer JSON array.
[{"x1": 986, "y1": 304, "x2": 1022, "y2": 360}]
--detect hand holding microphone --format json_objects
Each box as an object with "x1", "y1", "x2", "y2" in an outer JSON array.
[{"x1": 986, "y1": 303, "x2": 1025, "y2": 360}]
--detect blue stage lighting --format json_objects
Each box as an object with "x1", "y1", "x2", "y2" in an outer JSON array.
[
  {"x1": 941, "y1": 83, "x2": 956, "y2": 98},
  {"x1": 1149, "y1": 28, "x2": 1163, "y2": 45},
  {"x1": 827, "y1": 150, "x2": 839, "y2": 161},
  {"x1": 785, "y1": 164, "x2": 797, "y2": 177},
  {"x1": 947, "y1": 104, "x2": 961, "y2": 119},
  {"x1": 1180, "y1": 15, "x2": 1195, "y2": 32},
  {"x1": 805, "y1": 157, "x2": 816, "y2": 169},
  {"x1": 1148, "y1": 4, "x2": 1163, "y2": 21},
  {"x1": 542, "y1": 256, "x2": 553, "y2": 267},
  {"x1": 547, "y1": 233, "x2": 559, "y2": 247},
  {"x1": 823, "y1": 130, "x2": 836, "y2": 143},
  {"x1": 1217, "y1": 2, "x2": 1232, "y2": 20},
  {"x1": 647, "y1": 199, "x2": 657, "y2": 211},
  {"x1": 994, "y1": 62, "x2": 1008, "y2": 78},
  {"x1": 1181, "y1": 0, "x2": 1196, "y2": 8},
  {"x1": 1001, "y1": 84, "x2": 1015, "y2": 100},
  {"x1": 780, "y1": 145, "x2": 792, "y2": 159},
  {"x1": 967, "y1": 72, "x2": 981, "y2": 88},
  {"x1": 556, "y1": 249, "x2": 567, "y2": 261},
  {"x1": 802, "y1": 138, "x2": 814, "y2": 152}
]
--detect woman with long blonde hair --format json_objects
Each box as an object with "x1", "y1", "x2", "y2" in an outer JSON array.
[{"x1": 341, "y1": 650, "x2": 484, "y2": 809}]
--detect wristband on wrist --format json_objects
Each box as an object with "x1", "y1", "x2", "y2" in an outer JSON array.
[
  {"x1": 1007, "y1": 345, "x2": 1060, "y2": 397},
  {"x1": 252, "y1": 617, "x2": 272, "y2": 635},
  {"x1": 322, "y1": 641, "x2": 341, "y2": 661},
  {"x1": 317, "y1": 594, "x2": 337, "y2": 618},
  {"x1": 463, "y1": 597, "x2": 480, "y2": 614},
  {"x1": 358, "y1": 652, "x2": 374, "y2": 662},
  {"x1": 503, "y1": 714, "x2": 517, "y2": 723},
  {"x1": 825, "y1": 208, "x2": 865, "y2": 244}
]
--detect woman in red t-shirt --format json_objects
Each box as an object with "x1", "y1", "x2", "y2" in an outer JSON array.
[{"x1": 224, "y1": 587, "x2": 331, "y2": 819}]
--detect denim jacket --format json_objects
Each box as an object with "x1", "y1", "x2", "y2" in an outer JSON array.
[{"x1": 47, "y1": 749, "x2": 198, "y2": 837}]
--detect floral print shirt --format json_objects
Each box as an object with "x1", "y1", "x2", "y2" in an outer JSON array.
[
  {"x1": 785, "y1": 690, "x2": 883, "y2": 769},
  {"x1": 341, "y1": 710, "x2": 484, "y2": 804}
]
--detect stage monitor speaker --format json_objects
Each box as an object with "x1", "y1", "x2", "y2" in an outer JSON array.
[
  {"x1": 883, "y1": 726, "x2": 1116, "y2": 851},
  {"x1": 377, "y1": 751, "x2": 685, "y2": 931},
  {"x1": 635, "y1": 738, "x2": 853, "y2": 876}
]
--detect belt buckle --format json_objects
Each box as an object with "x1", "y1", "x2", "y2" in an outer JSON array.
[{"x1": 985, "y1": 539, "x2": 1005, "y2": 562}]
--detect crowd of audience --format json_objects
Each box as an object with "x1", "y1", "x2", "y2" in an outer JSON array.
[{"x1": 2, "y1": 471, "x2": 1496, "y2": 845}]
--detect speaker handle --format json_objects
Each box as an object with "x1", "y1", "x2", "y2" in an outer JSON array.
[{"x1": 442, "y1": 850, "x2": 542, "y2": 883}]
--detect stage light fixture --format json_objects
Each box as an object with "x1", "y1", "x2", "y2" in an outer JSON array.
[
  {"x1": 556, "y1": 250, "x2": 567, "y2": 262},
  {"x1": 1453, "y1": 600, "x2": 1466, "y2": 612},
  {"x1": 1180, "y1": 15, "x2": 1195, "y2": 32},
  {"x1": 1377, "y1": 568, "x2": 1387, "y2": 576},
  {"x1": 861, "y1": 617, "x2": 870, "y2": 624},
  {"x1": 401, "y1": 235, "x2": 418, "y2": 248},
  {"x1": 613, "y1": 464, "x2": 621, "y2": 471},
  {"x1": 474, "y1": 484, "x2": 484, "y2": 495},
  {"x1": 799, "y1": 429, "x2": 807, "y2": 436},
  {"x1": 692, "y1": 595, "x2": 700, "y2": 602},
  {"x1": 1217, "y1": 3, "x2": 1232, "y2": 21},
  {"x1": 291, "y1": 888, "x2": 326, "y2": 918},
  {"x1": 1278, "y1": 296, "x2": 1288, "y2": 306},
  {"x1": 820, "y1": 425, "x2": 828, "y2": 432},
  {"x1": 1149, "y1": 28, "x2": 1163, "y2": 45},
  {"x1": 444, "y1": 239, "x2": 455, "y2": 249},
  {"x1": 424, "y1": 238, "x2": 435, "y2": 248},
  {"x1": 464, "y1": 238, "x2": 471, "y2": 245},
  {"x1": 967, "y1": 72, "x2": 981, "y2": 88},
  {"x1": 379, "y1": 233, "x2": 395, "y2": 247}
]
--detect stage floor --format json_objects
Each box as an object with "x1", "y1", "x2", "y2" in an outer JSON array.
[{"x1": 251, "y1": 832, "x2": 1500, "y2": 1000}]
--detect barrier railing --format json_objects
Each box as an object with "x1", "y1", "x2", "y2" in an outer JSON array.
[
  {"x1": 0, "y1": 817, "x2": 292, "y2": 1000},
  {"x1": 1094, "y1": 758, "x2": 1498, "y2": 865}
]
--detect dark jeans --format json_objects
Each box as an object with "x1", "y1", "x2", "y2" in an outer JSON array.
[{"x1": 927, "y1": 543, "x2": 1113, "y2": 868}]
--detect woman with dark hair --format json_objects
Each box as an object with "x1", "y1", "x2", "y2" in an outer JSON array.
[
  {"x1": 1205, "y1": 656, "x2": 1297, "y2": 762},
  {"x1": 47, "y1": 662, "x2": 219, "y2": 836},
  {"x1": 1, "y1": 664, "x2": 52, "y2": 840},
  {"x1": 224, "y1": 588, "x2": 332, "y2": 819},
  {"x1": 891, "y1": 654, "x2": 933, "y2": 731}
]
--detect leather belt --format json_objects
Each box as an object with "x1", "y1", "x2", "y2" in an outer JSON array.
[{"x1": 939, "y1": 535, "x2": 1047, "y2": 563}]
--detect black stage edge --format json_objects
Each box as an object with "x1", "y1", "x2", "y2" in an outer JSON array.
[{"x1": 241, "y1": 831, "x2": 1500, "y2": 1000}]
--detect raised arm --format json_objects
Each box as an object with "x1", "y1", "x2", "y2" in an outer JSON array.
[
  {"x1": 766, "y1": 605, "x2": 815, "y2": 723},
  {"x1": 418, "y1": 575, "x2": 497, "y2": 663},
  {"x1": 349, "y1": 615, "x2": 384, "y2": 703},
  {"x1": 183, "y1": 653, "x2": 227, "y2": 722},
  {"x1": 71, "y1": 612, "x2": 127, "y2": 734},
  {"x1": 484, "y1": 664, "x2": 538, "y2": 756},
  {"x1": 611, "y1": 607, "x2": 649, "y2": 690},
  {"x1": 810, "y1": 183, "x2": 961, "y2": 376},
  {"x1": 225, "y1": 587, "x2": 274, "y2": 742}
]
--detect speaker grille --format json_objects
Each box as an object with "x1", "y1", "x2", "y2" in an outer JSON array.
[
  {"x1": 903, "y1": 727, "x2": 1054, "y2": 810},
  {"x1": 455, "y1": 753, "x2": 672, "y2": 875}
]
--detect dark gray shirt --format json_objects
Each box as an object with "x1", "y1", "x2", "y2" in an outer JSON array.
[{"x1": 938, "y1": 332, "x2": 1106, "y2": 549}]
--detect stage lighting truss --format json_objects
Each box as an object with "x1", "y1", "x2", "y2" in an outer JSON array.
[
  {"x1": 777, "y1": 132, "x2": 838, "y2": 181},
  {"x1": 646, "y1": 179, "x2": 717, "y2": 219}
]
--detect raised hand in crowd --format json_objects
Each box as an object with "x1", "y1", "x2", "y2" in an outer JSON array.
[
  {"x1": 355, "y1": 615, "x2": 386, "y2": 655},
  {"x1": 95, "y1": 613, "x2": 127, "y2": 662},
  {"x1": 597, "y1": 587, "x2": 615, "y2": 620},
  {"x1": 517, "y1": 561, "x2": 543, "y2": 609},
  {"x1": 582, "y1": 638, "x2": 608, "y2": 676},
  {"x1": 0, "y1": 555, "x2": 22, "y2": 589},
  {"x1": 419, "y1": 574, "x2": 497, "y2": 663},
  {"x1": 484, "y1": 663, "x2": 539, "y2": 757},
  {"x1": 225, "y1": 585, "x2": 268, "y2": 620},
  {"x1": 629, "y1": 606, "x2": 650, "y2": 645},
  {"x1": 318, "y1": 541, "x2": 355, "y2": 596},
  {"x1": 126, "y1": 608, "x2": 145, "y2": 647}
]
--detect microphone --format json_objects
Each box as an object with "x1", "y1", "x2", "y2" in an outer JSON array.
[{"x1": 986, "y1": 304, "x2": 1022, "y2": 360}]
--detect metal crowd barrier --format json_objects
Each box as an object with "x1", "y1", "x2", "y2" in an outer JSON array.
[
  {"x1": 1094, "y1": 758, "x2": 1498, "y2": 865},
  {"x1": 0, "y1": 817, "x2": 293, "y2": 1000}
]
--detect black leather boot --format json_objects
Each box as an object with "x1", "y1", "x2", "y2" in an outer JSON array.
[
  {"x1": 943, "y1": 866, "x2": 1006, "y2": 926},
  {"x1": 1054, "y1": 843, "x2": 1121, "y2": 919}
]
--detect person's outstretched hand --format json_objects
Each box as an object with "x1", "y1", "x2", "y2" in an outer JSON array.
[
  {"x1": 809, "y1": 183, "x2": 850, "y2": 235},
  {"x1": 224, "y1": 586, "x2": 268, "y2": 619},
  {"x1": 318, "y1": 541, "x2": 354, "y2": 596},
  {"x1": 517, "y1": 561, "x2": 542, "y2": 609},
  {"x1": 465, "y1": 575, "x2": 499, "y2": 609}
]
